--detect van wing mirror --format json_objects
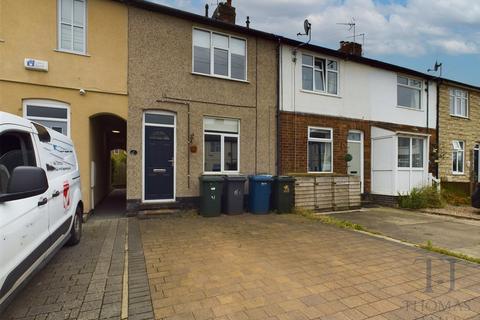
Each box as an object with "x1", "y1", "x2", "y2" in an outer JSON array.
[{"x1": 0, "y1": 167, "x2": 49, "y2": 203}]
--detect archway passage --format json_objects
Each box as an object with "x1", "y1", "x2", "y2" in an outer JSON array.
[{"x1": 90, "y1": 114, "x2": 127, "y2": 217}]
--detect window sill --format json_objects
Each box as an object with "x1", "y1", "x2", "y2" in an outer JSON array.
[
  {"x1": 452, "y1": 172, "x2": 465, "y2": 176},
  {"x1": 192, "y1": 72, "x2": 249, "y2": 84},
  {"x1": 203, "y1": 172, "x2": 241, "y2": 175},
  {"x1": 54, "y1": 49, "x2": 91, "y2": 57},
  {"x1": 307, "y1": 171, "x2": 333, "y2": 174},
  {"x1": 396, "y1": 105, "x2": 424, "y2": 112},
  {"x1": 449, "y1": 114, "x2": 469, "y2": 120},
  {"x1": 300, "y1": 89, "x2": 341, "y2": 99},
  {"x1": 0, "y1": 39, "x2": 5, "y2": 43}
]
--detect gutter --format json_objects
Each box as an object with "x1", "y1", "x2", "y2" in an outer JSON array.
[
  {"x1": 435, "y1": 79, "x2": 441, "y2": 179},
  {"x1": 276, "y1": 37, "x2": 281, "y2": 175}
]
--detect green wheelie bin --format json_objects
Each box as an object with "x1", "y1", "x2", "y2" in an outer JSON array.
[
  {"x1": 272, "y1": 176, "x2": 295, "y2": 213},
  {"x1": 199, "y1": 175, "x2": 224, "y2": 217}
]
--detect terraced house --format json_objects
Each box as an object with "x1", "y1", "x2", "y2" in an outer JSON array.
[
  {"x1": 437, "y1": 80, "x2": 480, "y2": 195},
  {"x1": 278, "y1": 41, "x2": 438, "y2": 204},
  {"x1": 0, "y1": 0, "x2": 128, "y2": 213},
  {"x1": 121, "y1": 0, "x2": 278, "y2": 211}
]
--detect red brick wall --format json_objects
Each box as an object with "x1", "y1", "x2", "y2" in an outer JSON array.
[{"x1": 279, "y1": 112, "x2": 437, "y2": 193}]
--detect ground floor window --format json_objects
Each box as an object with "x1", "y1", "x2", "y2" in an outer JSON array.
[
  {"x1": 204, "y1": 117, "x2": 239, "y2": 173},
  {"x1": 308, "y1": 127, "x2": 332, "y2": 172},
  {"x1": 452, "y1": 140, "x2": 464, "y2": 174},
  {"x1": 23, "y1": 100, "x2": 70, "y2": 136},
  {"x1": 398, "y1": 136, "x2": 424, "y2": 168}
]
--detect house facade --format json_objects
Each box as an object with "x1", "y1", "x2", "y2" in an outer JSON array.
[
  {"x1": 0, "y1": 0, "x2": 128, "y2": 213},
  {"x1": 124, "y1": 1, "x2": 277, "y2": 210},
  {"x1": 279, "y1": 42, "x2": 437, "y2": 202},
  {"x1": 437, "y1": 80, "x2": 480, "y2": 194}
]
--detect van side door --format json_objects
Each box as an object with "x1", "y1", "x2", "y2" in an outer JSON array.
[
  {"x1": 35, "y1": 135, "x2": 76, "y2": 245},
  {"x1": 0, "y1": 128, "x2": 50, "y2": 304}
]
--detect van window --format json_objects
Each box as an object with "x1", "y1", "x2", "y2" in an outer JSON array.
[{"x1": 0, "y1": 132, "x2": 37, "y2": 193}]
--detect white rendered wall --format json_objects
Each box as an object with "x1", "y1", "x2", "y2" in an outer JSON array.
[{"x1": 280, "y1": 45, "x2": 437, "y2": 129}]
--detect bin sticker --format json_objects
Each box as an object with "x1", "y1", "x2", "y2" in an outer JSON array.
[
  {"x1": 283, "y1": 185, "x2": 290, "y2": 193},
  {"x1": 211, "y1": 195, "x2": 216, "y2": 200},
  {"x1": 210, "y1": 187, "x2": 216, "y2": 191},
  {"x1": 234, "y1": 189, "x2": 241, "y2": 197}
]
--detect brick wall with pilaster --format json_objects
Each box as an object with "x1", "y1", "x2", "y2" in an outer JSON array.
[
  {"x1": 438, "y1": 84, "x2": 480, "y2": 189},
  {"x1": 279, "y1": 111, "x2": 437, "y2": 194}
]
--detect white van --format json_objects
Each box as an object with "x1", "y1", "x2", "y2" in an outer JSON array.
[{"x1": 0, "y1": 112, "x2": 83, "y2": 311}]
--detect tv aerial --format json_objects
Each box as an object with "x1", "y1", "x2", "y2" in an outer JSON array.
[
  {"x1": 427, "y1": 60, "x2": 443, "y2": 77},
  {"x1": 337, "y1": 18, "x2": 358, "y2": 43}
]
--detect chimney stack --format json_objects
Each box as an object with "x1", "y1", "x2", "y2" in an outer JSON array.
[
  {"x1": 212, "y1": 0, "x2": 236, "y2": 24},
  {"x1": 338, "y1": 41, "x2": 362, "y2": 56}
]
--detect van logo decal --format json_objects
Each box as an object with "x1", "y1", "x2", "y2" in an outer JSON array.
[{"x1": 63, "y1": 182, "x2": 71, "y2": 210}]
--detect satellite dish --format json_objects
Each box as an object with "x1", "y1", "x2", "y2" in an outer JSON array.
[{"x1": 304, "y1": 19, "x2": 311, "y2": 35}]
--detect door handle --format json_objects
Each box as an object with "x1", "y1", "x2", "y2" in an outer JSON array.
[
  {"x1": 153, "y1": 168, "x2": 167, "y2": 173},
  {"x1": 38, "y1": 198, "x2": 48, "y2": 207},
  {"x1": 52, "y1": 190, "x2": 60, "y2": 198}
]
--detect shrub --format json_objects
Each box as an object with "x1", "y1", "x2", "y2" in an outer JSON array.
[{"x1": 398, "y1": 186, "x2": 445, "y2": 209}]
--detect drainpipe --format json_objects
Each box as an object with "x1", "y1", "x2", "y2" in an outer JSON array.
[
  {"x1": 276, "y1": 37, "x2": 281, "y2": 175},
  {"x1": 435, "y1": 79, "x2": 441, "y2": 179}
]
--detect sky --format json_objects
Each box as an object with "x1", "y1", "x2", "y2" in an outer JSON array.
[{"x1": 150, "y1": 0, "x2": 480, "y2": 86}]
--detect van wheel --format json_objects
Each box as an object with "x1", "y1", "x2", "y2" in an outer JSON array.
[{"x1": 67, "y1": 206, "x2": 82, "y2": 246}]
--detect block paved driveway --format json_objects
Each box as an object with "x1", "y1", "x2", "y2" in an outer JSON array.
[{"x1": 3, "y1": 213, "x2": 480, "y2": 320}]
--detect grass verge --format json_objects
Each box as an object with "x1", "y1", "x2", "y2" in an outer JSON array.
[
  {"x1": 419, "y1": 241, "x2": 480, "y2": 264},
  {"x1": 293, "y1": 208, "x2": 376, "y2": 233}
]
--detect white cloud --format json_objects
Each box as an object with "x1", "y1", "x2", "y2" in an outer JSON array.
[{"x1": 150, "y1": 0, "x2": 480, "y2": 56}]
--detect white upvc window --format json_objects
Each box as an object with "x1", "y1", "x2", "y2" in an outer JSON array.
[
  {"x1": 58, "y1": 0, "x2": 87, "y2": 54},
  {"x1": 397, "y1": 75, "x2": 422, "y2": 109},
  {"x1": 452, "y1": 140, "x2": 465, "y2": 174},
  {"x1": 203, "y1": 117, "x2": 240, "y2": 173},
  {"x1": 23, "y1": 100, "x2": 70, "y2": 136},
  {"x1": 397, "y1": 136, "x2": 424, "y2": 168},
  {"x1": 193, "y1": 28, "x2": 247, "y2": 81},
  {"x1": 302, "y1": 54, "x2": 338, "y2": 95},
  {"x1": 449, "y1": 88, "x2": 469, "y2": 118},
  {"x1": 308, "y1": 127, "x2": 333, "y2": 172}
]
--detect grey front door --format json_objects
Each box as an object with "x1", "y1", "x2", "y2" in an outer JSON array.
[{"x1": 144, "y1": 125, "x2": 174, "y2": 200}]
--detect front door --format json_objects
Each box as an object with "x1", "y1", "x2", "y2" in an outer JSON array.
[
  {"x1": 474, "y1": 145, "x2": 479, "y2": 183},
  {"x1": 347, "y1": 131, "x2": 364, "y2": 193},
  {"x1": 144, "y1": 115, "x2": 175, "y2": 201}
]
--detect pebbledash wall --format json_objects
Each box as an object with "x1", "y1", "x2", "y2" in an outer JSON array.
[
  {"x1": 125, "y1": 5, "x2": 277, "y2": 211},
  {"x1": 279, "y1": 44, "x2": 437, "y2": 200},
  {"x1": 437, "y1": 82, "x2": 480, "y2": 193}
]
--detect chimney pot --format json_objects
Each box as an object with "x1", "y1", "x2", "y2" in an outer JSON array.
[
  {"x1": 338, "y1": 41, "x2": 362, "y2": 56},
  {"x1": 212, "y1": 1, "x2": 236, "y2": 24}
]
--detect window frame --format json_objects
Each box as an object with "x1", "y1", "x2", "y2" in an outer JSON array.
[
  {"x1": 307, "y1": 126, "x2": 333, "y2": 173},
  {"x1": 192, "y1": 27, "x2": 248, "y2": 82},
  {"x1": 452, "y1": 140, "x2": 465, "y2": 175},
  {"x1": 23, "y1": 99, "x2": 71, "y2": 137},
  {"x1": 397, "y1": 136, "x2": 425, "y2": 170},
  {"x1": 57, "y1": 0, "x2": 88, "y2": 55},
  {"x1": 301, "y1": 53, "x2": 339, "y2": 96},
  {"x1": 203, "y1": 117, "x2": 240, "y2": 174},
  {"x1": 397, "y1": 75, "x2": 422, "y2": 110},
  {"x1": 449, "y1": 88, "x2": 469, "y2": 118}
]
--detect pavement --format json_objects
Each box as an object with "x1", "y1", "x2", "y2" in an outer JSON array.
[
  {"x1": 2, "y1": 208, "x2": 480, "y2": 320},
  {"x1": 330, "y1": 207, "x2": 480, "y2": 258}
]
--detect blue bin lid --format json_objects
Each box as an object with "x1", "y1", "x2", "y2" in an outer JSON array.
[{"x1": 249, "y1": 175, "x2": 273, "y2": 182}]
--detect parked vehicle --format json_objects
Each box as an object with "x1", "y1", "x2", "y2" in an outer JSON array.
[
  {"x1": 472, "y1": 183, "x2": 480, "y2": 208},
  {"x1": 0, "y1": 112, "x2": 83, "y2": 311}
]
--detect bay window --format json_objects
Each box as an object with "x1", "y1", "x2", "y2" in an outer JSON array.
[
  {"x1": 308, "y1": 127, "x2": 333, "y2": 172},
  {"x1": 398, "y1": 137, "x2": 424, "y2": 168},
  {"x1": 302, "y1": 54, "x2": 338, "y2": 95},
  {"x1": 193, "y1": 28, "x2": 246, "y2": 80},
  {"x1": 204, "y1": 118, "x2": 239, "y2": 173}
]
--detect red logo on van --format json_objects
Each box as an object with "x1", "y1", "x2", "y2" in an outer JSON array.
[{"x1": 63, "y1": 182, "x2": 71, "y2": 209}]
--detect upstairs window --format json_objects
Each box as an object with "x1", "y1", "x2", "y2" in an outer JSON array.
[
  {"x1": 452, "y1": 140, "x2": 464, "y2": 174},
  {"x1": 397, "y1": 76, "x2": 421, "y2": 109},
  {"x1": 302, "y1": 54, "x2": 338, "y2": 95},
  {"x1": 193, "y1": 28, "x2": 246, "y2": 81},
  {"x1": 58, "y1": 0, "x2": 87, "y2": 54},
  {"x1": 449, "y1": 88, "x2": 468, "y2": 118}
]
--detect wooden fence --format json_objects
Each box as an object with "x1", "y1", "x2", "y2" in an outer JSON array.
[{"x1": 294, "y1": 175, "x2": 361, "y2": 211}]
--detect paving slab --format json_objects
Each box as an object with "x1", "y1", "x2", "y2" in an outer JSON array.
[
  {"x1": 139, "y1": 213, "x2": 480, "y2": 320},
  {"x1": 330, "y1": 207, "x2": 480, "y2": 258}
]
